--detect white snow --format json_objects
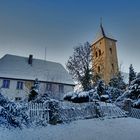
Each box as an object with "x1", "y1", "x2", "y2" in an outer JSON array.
[
  {"x1": 100, "y1": 94, "x2": 109, "y2": 99},
  {"x1": 0, "y1": 54, "x2": 74, "y2": 85},
  {"x1": 0, "y1": 117, "x2": 140, "y2": 140},
  {"x1": 133, "y1": 99, "x2": 140, "y2": 106}
]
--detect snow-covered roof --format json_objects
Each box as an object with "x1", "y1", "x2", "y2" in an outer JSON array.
[
  {"x1": 0, "y1": 54, "x2": 75, "y2": 85},
  {"x1": 93, "y1": 24, "x2": 117, "y2": 44}
]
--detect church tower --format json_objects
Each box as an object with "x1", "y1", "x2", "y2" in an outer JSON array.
[{"x1": 91, "y1": 23, "x2": 119, "y2": 84}]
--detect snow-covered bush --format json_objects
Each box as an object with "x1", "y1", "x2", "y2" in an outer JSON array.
[
  {"x1": 0, "y1": 93, "x2": 29, "y2": 128},
  {"x1": 63, "y1": 92, "x2": 75, "y2": 101},
  {"x1": 88, "y1": 89, "x2": 100, "y2": 101},
  {"x1": 71, "y1": 91, "x2": 89, "y2": 103},
  {"x1": 133, "y1": 99, "x2": 140, "y2": 108},
  {"x1": 106, "y1": 87, "x2": 123, "y2": 101},
  {"x1": 116, "y1": 73, "x2": 140, "y2": 108},
  {"x1": 100, "y1": 95, "x2": 109, "y2": 102},
  {"x1": 49, "y1": 99, "x2": 61, "y2": 125},
  {"x1": 64, "y1": 91, "x2": 90, "y2": 103}
]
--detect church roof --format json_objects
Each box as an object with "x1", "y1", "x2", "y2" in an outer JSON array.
[
  {"x1": 0, "y1": 54, "x2": 75, "y2": 85},
  {"x1": 93, "y1": 23, "x2": 117, "y2": 44}
]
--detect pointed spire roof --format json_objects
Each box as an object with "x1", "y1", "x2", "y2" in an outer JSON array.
[
  {"x1": 93, "y1": 22, "x2": 117, "y2": 45},
  {"x1": 100, "y1": 22, "x2": 106, "y2": 37}
]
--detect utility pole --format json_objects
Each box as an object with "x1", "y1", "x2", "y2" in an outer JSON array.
[{"x1": 45, "y1": 47, "x2": 47, "y2": 61}]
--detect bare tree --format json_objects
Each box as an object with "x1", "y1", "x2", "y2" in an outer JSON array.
[{"x1": 66, "y1": 42, "x2": 92, "y2": 91}]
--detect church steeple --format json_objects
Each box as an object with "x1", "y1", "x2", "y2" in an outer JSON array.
[
  {"x1": 93, "y1": 22, "x2": 116, "y2": 44},
  {"x1": 100, "y1": 22, "x2": 106, "y2": 37},
  {"x1": 91, "y1": 22, "x2": 119, "y2": 84}
]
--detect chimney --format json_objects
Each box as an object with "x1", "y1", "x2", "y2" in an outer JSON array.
[{"x1": 28, "y1": 54, "x2": 33, "y2": 65}]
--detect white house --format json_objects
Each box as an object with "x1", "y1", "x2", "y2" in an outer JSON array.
[{"x1": 0, "y1": 54, "x2": 75, "y2": 101}]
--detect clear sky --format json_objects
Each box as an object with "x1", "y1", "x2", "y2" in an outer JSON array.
[{"x1": 0, "y1": 0, "x2": 140, "y2": 73}]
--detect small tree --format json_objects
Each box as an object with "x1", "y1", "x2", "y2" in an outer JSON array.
[
  {"x1": 28, "y1": 78, "x2": 39, "y2": 102},
  {"x1": 97, "y1": 80, "x2": 105, "y2": 96},
  {"x1": 66, "y1": 42, "x2": 92, "y2": 91},
  {"x1": 129, "y1": 64, "x2": 136, "y2": 85}
]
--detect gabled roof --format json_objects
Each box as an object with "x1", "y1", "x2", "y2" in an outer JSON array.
[
  {"x1": 0, "y1": 54, "x2": 75, "y2": 85},
  {"x1": 93, "y1": 23, "x2": 117, "y2": 45}
]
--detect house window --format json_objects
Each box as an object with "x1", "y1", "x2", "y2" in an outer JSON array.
[
  {"x1": 46, "y1": 83, "x2": 52, "y2": 91},
  {"x1": 98, "y1": 66, "x2": 100, "y2": 73},
  {"x1": 99, "y1": 50, "x2": 101, "y2": 56},
  {"x1": 2, "y1": 79, "x2": 10, "y2": 88},
  {"x1": 17, "y1": 81, "x2": 23, "y2": 90},
  {"x1": 59, "y1": 84, "x2": 64, "y2": 93}
]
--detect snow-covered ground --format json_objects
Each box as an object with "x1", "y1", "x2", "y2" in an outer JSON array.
[{"x1": 0, "y1": 117, "x2": 140, "y2": 140}]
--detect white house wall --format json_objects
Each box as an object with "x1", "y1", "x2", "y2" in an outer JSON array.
[
  {"x1": 0, "y1": 79, "x2": 74, "y2": 101},
  {"x1": 0, "y1": 79, "x2": 29, "y2": 100}
]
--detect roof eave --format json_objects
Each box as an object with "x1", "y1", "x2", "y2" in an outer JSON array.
[
  {"x1": 92, "y1": 36, "x2": 117, "y2": 46},
  {"x1": 0, "y1": 76, "x2": 76, "y2": 86}
]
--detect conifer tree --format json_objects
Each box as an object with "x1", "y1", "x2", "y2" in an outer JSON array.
[
  {"x1": 97, "y1": 80, "x2": 105, "y2": 96},
  {"x1": 28, "y1": 78, "x2": 39, "y2": 102},
  {"x1": 129, "y1": 64, "x2": 136, "y2": 85}
]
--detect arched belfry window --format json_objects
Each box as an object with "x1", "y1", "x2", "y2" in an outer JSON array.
[
  {"x1": 96, "y1": 51, "x2": 98, "y2": 58},
  {"x1": 110, "y1": 48, "x2": 112, "y2": 54},
  {"x1": 99, "y1": 50, "x2": 101, "y2": 56},
  {"x1": 98, "y1": 66, "x2": 100, "y2": 73}
]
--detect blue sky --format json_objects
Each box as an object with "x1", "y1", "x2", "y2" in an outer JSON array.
[{"x1": 0, "y1": 0, "x2": 140, "y2": 73}]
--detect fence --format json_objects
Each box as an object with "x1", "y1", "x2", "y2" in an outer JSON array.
[
  {"x1": 27, "y1": 101, "x2": 127, "y2": 124},
  {"x1": 59, "y1": 102, "x2": 98, "y2": 121},
  {"x1": 59, "y1": 102, "x2": 126, "y2": 121},
  {"x1": 128, "y1": 108, "x2": 140, "y2": 119},
  {"x1": 27, "y1": 102, "x2": 50, "y2": 123},
  {"x1": 121, "y1": 99, "x2": 140, "y2": 119},
  {"x1": 100, "y1": 102, "x2": 127, "y2": 118}
]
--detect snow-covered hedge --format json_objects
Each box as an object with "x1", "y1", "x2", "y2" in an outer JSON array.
[
  {"x1": 106, "y1": 87, "x2": 123, "y2": 101},
  {"x1": 64, "y1": 86, "x2": 123, "y2": 103},
  {"x1": 63, "y1": 89, "x2": 100, "y2": 103}
]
